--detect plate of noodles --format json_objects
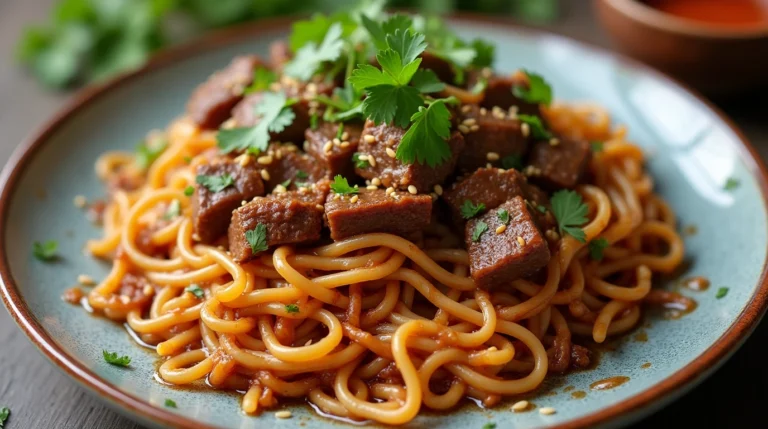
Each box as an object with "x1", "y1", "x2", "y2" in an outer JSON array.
[{"x1": 2, "y1": 4, "x2": 768, "y2": 429}]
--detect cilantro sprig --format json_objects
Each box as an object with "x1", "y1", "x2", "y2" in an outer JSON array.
[
  {"x1": 103, "y1": 350, "x2": 131, "y2": 367},
  {"x1": 285, "y1": 304, "x2": 300, "y2": 314},
  {"x1": 136, "y1": 137, "x2": 167, "y2": 170},
  {"x1": 551, "y1": 190, "x2": 588, "y2": 243},
  {"x1": 512, "y1": 70, "x2": 553, "y2": 106},
  {"x1": 518, "y1": 114, "x2": 552, "y2": 140},
  {"x1": 497, "y1": 209, "x2": 510, "y2": 225},
  {"x1": 588, "y1": 238, "x2": 609, "y2": 261},
  {"x1": 471, "y1": 221, "x2": 489, "y2": 242},
  {"x1": 0, "y1": 407, "x2": 9, "y2": 428},
  {"x1": 244, "y1": 67, "x2": 277, "y2": 94},
  {"x1": 196, "y1": 174, "x2": 235, "y2": 193},
  {"x1": 185, "y1": 284, "x2": 204, "y2": 299},
  {"x1": 33, "y1": 240, "x2": 58, "y2": 262},
  {"x1": 285, "y1": 22, "x2": 344, "y2": 81},
  {"x1": 330, "y1": 175, "x2": 359, "y2": 195},
  {"x1": 246, "y1": 223, "x2": 269, "y2": 255},
  {"x1": 217, "y1": 91, "x2": 295, "y2": 154},
  {"x1": 396, "y1": 98, "x2": 456, "y2": 167},
  {"x1": 460, "y1": 200, "x2": 485, "y2": 219}
]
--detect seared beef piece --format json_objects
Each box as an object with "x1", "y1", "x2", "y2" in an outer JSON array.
[
  {"x1": 354, "y1": 120, "x2": 465, "y2": 193},
  {"x1": 443, "y1": 168, "x2": 555, "y2": 231},
  {"x1": 466, "y1": 196, "x2": 551, "y2": 288},
  {"x1": 324, "y1": 189, "x2": 432, "y2": 240},
  {"x1": 527, "y1": 137, "x2": 591, "y2": 190},
  {"x1": 269, "y1": 41, "x2": 291, "y2": 71},
  {"x1": 187, "y1": 55, "x2": 263, "y2": 129},
  {"x1": 420, "y1": 51, "x2": 455, "y2": 83},
  {"x1": 228, "y1": 189, "x2": 326, "y2": 262},
  {"x1": 305, "y1": 122, "x2": 363, "y2": 177},
  {"x1": 260, "y1": 143, "x2": 328, "y2": 192},
  {"x1": 232, "y1": 80, "x2": 333, "y2": 144},
  {"x1": 456, "y1": 104, "x2": 529, "y2": 173},
  {"x1": 192, "y1": 159, "x2": 265, "y2": 243},
  {"x1": 468, "y1": 70, "x2": 542, "y2": 118}
]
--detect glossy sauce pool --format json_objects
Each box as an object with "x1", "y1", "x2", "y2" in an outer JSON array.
[{"x1": 643, "y1": 0, "x2": 768, "y2": 28}]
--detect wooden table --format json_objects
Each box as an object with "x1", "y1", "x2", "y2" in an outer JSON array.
[{"x1": 1, "y1": 1, "x2": 766, "y2": 428}]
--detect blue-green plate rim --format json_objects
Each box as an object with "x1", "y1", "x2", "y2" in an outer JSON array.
[{"x1": 1, "y1": 13, "x2": 768, "y2": 429}]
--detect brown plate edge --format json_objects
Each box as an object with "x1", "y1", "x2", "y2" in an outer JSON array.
[{"x1": 1, "y1": 12, "x2": 767, "y2": 429}]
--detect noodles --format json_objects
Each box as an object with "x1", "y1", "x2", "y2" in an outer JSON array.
[{"x1": 82, "y1": 101, "x2": 685, "y2": 424}]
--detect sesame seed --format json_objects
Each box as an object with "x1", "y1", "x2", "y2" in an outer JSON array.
[
  {"x1": 275, "y1": 410, "x2": 292, "y2": 419},
  {"x1": 306, "y1": 83, "x2": 317, "y2": 93},
  {"x1": 385, "y1": 148, "x2": 396, "y2": 158},
  {"x1": 192, "y1": 233, "x2": 201, "y2": 241},
  {"x1": 470, "y1": 124, "x2": 479, "y2": 132},
  {"x1": 333, "y1": 193, "x2": 341, "y2": 200},
  {"x1": 303, "y1": 141, "x2": 310, "y2": 151},
  {"x1": 479, "y1": 107, "x2": 488, "y2": 116},
  {"x1": 517, "y1": 236, "x2": 526, "y2": 246},
  {"x1": 496, "y1": 225, "x2": 507, "y2": 234},
  {"x1": 285, "y1": 144, "x2": 298, "y2": 152},
  {"x1": 241, "y1": 200, "x2": 247, "y2": 206},
  {"x1": 274, "y1": 185, "x2": 287, "y2": 194},
  {"x1": 458, "y1": 124, "x2": 470, "y2": 134},
  {"x1": 73, "y1": 195, "x2": 87, "y2": 208},
  {"x1": 365, "y1": 185, "x2": 376, "y2": 190},
  {"x1": 430, "y1": 192, "x2": 438, "y2": 201},
  {"x1": 462, "y1": 118, "x2": 477, "y2": 126},
  {"x1": 276, "y1": 149, "x2": 284, "y2": 160},
  {"x1": 368, "y1": 156, "x2": 377, "y2": 167},
  {"x1": 433, "y1": 184, "x2": 443, "y2": 196},
  {"x1": 119, "y1": 295, "x2": 130, "y2": 304},
  {"x1": 549, "y1": 137, "x2": 560, "y2": 146},
  {"x1": 340, "y1": 141, "x2": 350, "y2": 148},
  {"x1": 357, "y1": 154, "x2": 369, "y2": 161},
  {"x1": 385, "y1": 187, "x2": 395, "y2": 195},
  {"x1": 364, "y1": 134, "x2": 376, "y2": 143},
  {"x1": 486, "y1": 152, "x2": 500, "y2": 161},
  {"x1": 372, "y1": 177, "x2": 381, "y2": 186},
  {"x1": 509, "y1": 105, "x2": 519, "y2": 115},
  {"x1": 461, "y1": 105, "x2": 472, "y2": 113},
  {"x1": 512, "y1": 400, "x2": 529, "y2": 412},
  {"x1": 257, "y1": 155, "x2": 273, "y2": 165},
  {"x1": 235, "y1": 154, "x2": 250, "y2": 167},
  {"x1": 143, "y1": 285, "x2": 154, "y2": 296},
  {"x1": 332, "y1": 138, "x2": 341, "y2": 146},
  {"x1": 521, "y1": 123, "x2": 531, "y2": 137},
  {"x1": 408, "y1": 185, "x2": 417, "y2": 194},
  {"x1": 323, "y1": 141, "x2": 333, "y2": 153},
  {"x1": 350, "y1": 195, "x2": 359, "y2": 203},
  {"x1": 486, "y1": 163, "x2": 493, "y2": 169},
  {"x1": 539, "y1": 407, "x2": 556, "y2": 415},
  {"x1": 260, "y1": 169, "x2": 270, "y2": 181},
  {"x1": 341, "y1": 131, "x2": 349, "y2": 140},
  {"x1": 305, "y1": 339, "x2": 313, "y2": 346},
  {"x1": 77, "y1": 274, "x2": 95, "y2": 286},
  {"x1": 545, "y1": 229, "x2": 560, "y2": 241}
]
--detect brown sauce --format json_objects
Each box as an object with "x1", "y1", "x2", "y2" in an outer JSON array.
[
  {"x1": 62, "y1": 287, "x2": 84, "y2": 305},
  {"x1": 571, "y1": 391, "x2": 587, "y2": 399},
  {"x1": 681, "y1": 276, "x2": 710, "y2": 291},
  {"x1": 590, "y1": 376, "x2": 630, "y2": 391},
  {"x1": 563, "y1": 385, "x2": 575, "y2": 392},
  {"x1": 633, "y1": 330, "x2": 648, "y2": 342},
  {"x1": 643, "y1": 0, "x2": 768, "y2": 28},
  {"x1": 682, "y1": 224, "x2": 698, "y2": 236},
  {"x1": 641, "y1": 362, "x2": 652, "y2": 369},
  {"x1": 644, "y1": 289, "x2": 697, "y2": 320}
]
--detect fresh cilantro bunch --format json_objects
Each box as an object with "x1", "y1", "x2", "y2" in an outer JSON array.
[
  {"x1": 284, "y1": 22, "x2": 345, "y2": 81},
  {"x1": 217, "y1": 91, "x2": 295, "y2": 154},
  {"x1": 416, "y1": 15, "x2": 495, "y2": 83},
  {"x1": 551, "y1": 190, "x2": 588, "y2": 242}
]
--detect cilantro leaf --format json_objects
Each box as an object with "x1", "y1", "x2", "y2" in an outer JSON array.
[
  {"x1": 280, "y1": 179, "x2": 292, "y2": 188},
  {"x1": 217, "y1": 91, "x2": 295, "y2": 154},
  {"x1": 385, "y1": 29, "x2": 427, "y2": 65},
  {"x1": 163, "y1": 199, "x2": 181, "y2": 220},
  {"x1": 330, "y1": 175, "x2": 359, "y2": 195},
  {"x1": 285, "y1": 22, "x2": 344, "y2": 81},
  {"x1": 361, "y1": 14, "x2": 413, "y2": 51},
  {"x1": 296, "y1": 170, "x2": 309, "y2": 179},
  {"x1": 716, "y1": 287, "x2": 729, "y2": 299},
  {"x1": 103, "y1": 350, "x2": 131, "y2": 367},
  {"x1": 396, "y1": 99, "x2": 453, "y2": 167},
  {"x1": 135, "y1": 138, "x2": 167, "y2": 170},
  {"x1": 285, "y1": 303, "x2": 300, "y2": 314},
  {"x1": 471, "y1": 39, "x2": 495, "y2": 68},
  {"x1": 184, "y1": 186, "x2": 194, "y2": 197},
  {"x1": 33, "y1": 240, "x2": 58, "y2": 262},
  {"x1": 471, "y1": 221, "x2": 489, "y2": 242},
  {"x1": 483, "y1": 423, "x2": 497, "y2": 429},
  {"x1": 430, "y1": 46, "x2": 476, "y2": 69},
  {"x1": 411, "y1": 69, "x2": 446, "y2": 93},
  {"x1": 196, "y1": 174, "x2": 234, "y2": 193},
  {"x1": 588, "y1": 238, "x2": 609, "y2": 261},
  {"x1": 349, "y1": 64, "x2": 397, "y2": 90},
  {"x1": 551, "y1": 190, "x2": 588, "y2": 243},
  {"x1": 244, "y1": 67, "x2": 277, "y2": 94},
  {"x1": 352, "y1": 153, "x2": 369, "y2": 169},
  {"x1": 501, "y1": 155, "x2": 523, "y2": 170},
  {"x1": 724, "y1": 177, "x2": 740, "y2": 191},
  {"x1": 512, "y1": 70, "x2": 553, "y2": 106},
  {"x1": 0, "y1": 407, "x2": 9, "y2": 427},
  {"x1": 164, "y1": 399, "x2": 177, "y2": 408},
  {"x1": 497, "y1": 209, "x2": 510, "y2": 225},
  {"x1": 518, "y1": 114, "x2": 552, "y2": 140},
  {"x1": 460, "y1": 200, "x2": 486, "y2": 219},
  {"x1": 185, "y1": 284, "x2": 204, "y2": 299},
  {"x1": 471, "y1": 77, "x2": 488, "y2": 95},
  {"x1": 310, "y1": 113, "x2": 319, "y2": 130},
  {"x1": 537, "y1": 205, "x2": 547, "y2": 213},
  {"x1": 245, "y1": 223, "x2": 269, "y2": 254},
  {"x1": 590, "y1": 141, "x2": 604, "y2": 152},
  {"x1": 362, "y1": 84, "x2": 422, "y2": 128}
]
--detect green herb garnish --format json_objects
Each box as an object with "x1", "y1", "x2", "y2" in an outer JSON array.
[
  {"x1": 184, "y1": 186, "x2": 194, "y2": 196},
  {"x1": 590, "y1": 141, "x2": 604, "y2": 152},
  {"x1": 551, "y1": 190, "x2": 588, "y2": 243},
  {"x1": 217, "y1": 91, "x2": 295, "y2": 154},
  {"x1": 724, "y1": 177, "x2": 740, "y2": 191},
  {"x1": 471, "y1": 221, "x2": 489, "y2": 242},
  {"x1": 518, "y1": 114, "x2": 552, "y2": 140},
  {"x1": 588, "y1": 238, "x2": 609, "y2": 261},
  {"x1": 136, "y1": 138, "x2": 167, "y2": 170},
  {"x1": 396, "y1": 98, "x2": 455, "y2": 167},
  {"x1": 352, "y1": 152, "x2": 369, "y2": 169},
  {"x1": 32, "y1": 240, "x2": 58, "y2": 262},
  {"x1": 497, "y1": 209, "x2": 510, "y2": 225},
  {"x1": 244, "y1": 67, "x2": 277, "y2": 94},
  {"x1": 164, "y1": 399, "x2": 177, "y2": 408},
  {"x1": 716, "y1": 287, "x2": 729, "y2": 299},
  {"x1": 284, "y1": 22, "x2": 344, "y2": 81},
  {"x1": 460, "y1": 200, "x2": 485, "y2": 219},
  {"x1": 296, "y1": 170, "x2": 309, "y2": 180},
  {"x1": 245, "y1": 223, "x2": 269, "y2": 254},
  {"x1": 330, "y1": 175, "x2": 359, "y2": 195},
  {"x1": 196, "y1": 173, "x2": 235, "y2": 193},
  {"x1": 0, "y1": 407, "x2": 10, "y2": 427},
  {"x1": 163, "y1": 199, "x2": 181, "y2": 220},
  {"x1": 103, "y1": 350, "x2": 131, "y2": 367},
  {"x1": 512, "y1": 70, "x2": 552, "y2": 106},
  {"x1": 285, "y1": 304, "x2": 300, "y2": 314},
  {"x1": 280, "y1": 179, "x2": 292, "y2": 188},
  {"x1": 185, "y1": 284, "x2": 204, "y2": 299}
]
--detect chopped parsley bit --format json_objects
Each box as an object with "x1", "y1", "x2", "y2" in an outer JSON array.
[
  {"x1": 471, "y1": 221, "x2": 489, "y2": 242},
  {"x1": 336, "y1": 123, "x2": 344, "y2": 140},
  {"x1": 482, "y1": 423, "x2": 497, "y2": 429},
  {"x1": 512, "y1": 70, "x2": 553, "y2": 106},
  {"x1": 470, "y1": 77, "x2": 488, "y2": 95},
  {"x1": 164, "y1": 399, "x2": 177, "y2": 408},
  {"x1": 497, "y1": 209, "x2": 510, "y2": 225},
  {"x1": 501, "y1": 154, "x2": 523, "y2": 170},
  {"x1": 296, "y1": 170, "x2": 309, "y2": 180},
  {"x1": 217, "y1": 91, "x2": 295, "y2": 154},
  {"x1": 590, "y1": 141, "x2": 604, "y2": 152},
  {"x1": 280, "y1": 179, "x2": 292, "y2": 188},
  {"x1": 32, "y1": 240, "x2": 58, "y2": 262},
  {"x1": 724, "y1": 177, "x2": 740, "y2": 191},
  {"x1": 0, "y1": 407, "x2": 9, "y2": 427},
  {"x1": 517, "y1": 114, "x2": 552, "y2": 140},
  {"x1": 460, "y1": 200, "x2": 486, "y2": 219},
  {"x1": 285, "y1": 304, "x2": 300, "y2": 314},
  {"x1": 135, "y1": 138, "x2": 167, "y2": 170},
  {"x1": 551, "y1": 190, "x2": 588, "y2": 243},
  {"x1": 588, "y1": 238, "x2": 609, "y2": 261},
  {"x1": 103, "y1": 350, "x2": 131, "y2": 367},
  {"x1": 182, "y1": 156, "x2": 192, "y2": 164},
  {"x1": 330, "y1": 175, "x2": 360, "y2": 195},
  {"x1": 716, "y1": 287, "x2": 729, "y2": 299},
  {"x1": 163, "y1": 199, "x2": 181, "y2": 220},
  {"x1": 245, "y1": 223, "x2": 269, "y2": 255},
  {"x1": 396, "y1": 98, "x2": 455, "y2": 167},
  {"x1": 537, "y1": 205, "x2": 547, "y2": 213},
  {"x1": 310, "y1": 113, "x2": 319, "y2": 130},
  {"x1": 352, "y1": 153, "x2": 369, "y2": 169},
  {"x1": 196, "y1": 173, "x2": 235, "y2": 193},
  {"x1": 185, "y1": 284, "x2": 204, "y2": 299},
  {"x1": 244, "y1": 67, "x2": 277, "y2": 94},
  {"x1": 285, "y1": 22, "x2": 344, "y2": 81},
  {"x1": 184, "y1": 186, "x2": 195, "y2": 197}
]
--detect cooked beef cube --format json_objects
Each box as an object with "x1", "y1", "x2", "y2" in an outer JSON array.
[
  {"x1": 269, "y1": 41, "x2": 291, "y2": 71},
  {"x1": 443, "y1": 168, "x2": 555, "y2": 231},
  {"x1": 228, "y1": 191, "x2": 325, "y2": 262},
  {"x1": 192, "y1": 159, "x2": 265, "y2": 243},
  {"x1": 305, "y1": 122, "x2": 362, "y2": 177},
  {"x1": 260, "y1": 143, "x2": 328, "y2": 191},
  {"x1": 187, "y1": 55, "x2": 263, "y2": 129},
  {"x1": 468, "y1": 70, "x2": 542, "y2": 118},
  {"x1": 354, "y1": 120, "x2": 465, "y2": 193},
  {"x1": 324, "y1": 189, "x2": 432, "y2": 240},
  {"x1": 456, "y1": 104, "x2": 529, "y2": 172},
  {"x1": 420, "y1": 51, "x2": 455, "y2": 83},
  {"x1": 466, "y1": 196, "x2": 551, "y2": 288},
  {"x1": 527, "y1": 137, "x2": 591, "y2": 190}
]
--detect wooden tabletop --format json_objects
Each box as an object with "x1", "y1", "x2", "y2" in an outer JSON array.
[{"x1": 1, "y1": 1, "x2": 766, "y2": 428}]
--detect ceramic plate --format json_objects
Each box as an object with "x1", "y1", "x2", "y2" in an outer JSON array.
[{"x1": 2, "y1": 15, "x2": 767, "y2": 429}]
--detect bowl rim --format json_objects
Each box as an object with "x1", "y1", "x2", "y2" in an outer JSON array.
[
  {"x1": 2, "y1": 12, "x2": 768, "y2": 429},
  {"x1": 598, "y1": 0, "x2": 768, "y2": 39}
]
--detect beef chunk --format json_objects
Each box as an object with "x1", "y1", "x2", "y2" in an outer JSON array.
[
  {"x1": 443, "y1": 168, "x2": 555, "y2": 231},
  {"x1": 456, "y1": 104, "x2": 529, "y2": 172},
  {"x1": 305, "y1": 122, "x2": 362, "y2": 177},
  {"x1": 260, "y1": 143, "x2": 328, "y2": 191},
  {"x1": 468, "y1": 70, "x2": 542, "y2": 118},
  {"x1": 187, "y1": 55, "x2": 263, "y2": 129},
  {"x1": 466, "y1": 197, "x2": 551, "y2": 288},
  {"x1": 193, "y1": 159, "x2": 265, "y2": 243},
  {"x1": 228, "y1": 191, "x2": 325, "y2": 262},
  {"x1": 324, "y1": 189, "x2": 432, "y2": 240},
  {"x1": 269, "y1": 41, "x2": 291, "y2": 71},
  {"x1": 527, "y1": 137, "x2": 591, "y2": 190},
  {"x1": 354, "y1": 120, "x2": 465, "y2": 193}
]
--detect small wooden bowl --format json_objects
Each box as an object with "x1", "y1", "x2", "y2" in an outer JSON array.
[{"x1": 595, "y1": 0, "x2": 768, "y2": 95}]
